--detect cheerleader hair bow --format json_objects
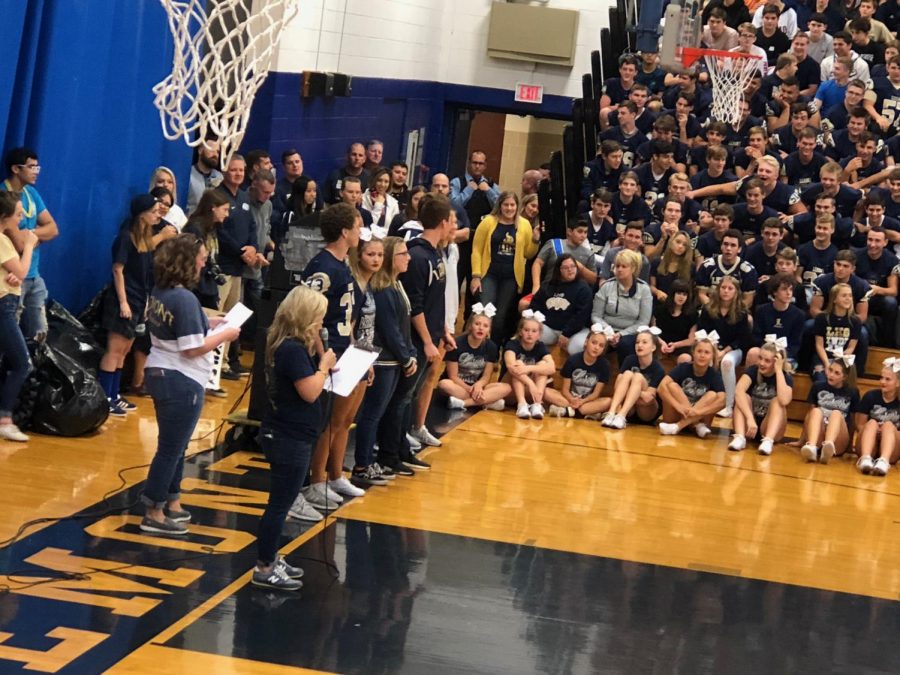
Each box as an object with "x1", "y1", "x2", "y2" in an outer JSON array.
[
  {"x1": 764, "y1": 334, "x2": 788, "y2": 350},
  {"x1": 358, "y1": 225, "x2": 388, "y2": 242},
  {"x1": 884, "y1": 356, "x2": 900, "y2": 373},
  {"x1": 472, "y1": 302, "x2": 497, "y2": 318},
  {"x1": 830, "y1": 347, "x2": 855, "y2": 367},
  {"x1": 522, "y1": 309, "x2": 546, "y2": 323},
  {"x1": 590, "y1": 323, "x2": 615, "y2": 337},
  {"x1": 636, "y1": 325, "x2": 662, "y2": 336},
  {"x1": 694, "y1": 329, "x2": 720, "y2": 346}
]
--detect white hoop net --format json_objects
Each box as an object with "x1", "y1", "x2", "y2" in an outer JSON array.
[
  {"x1": 704, "y1": 53, "x2": 761, "y2": 125},
  {"x1": 154, "y1": 0, "x2": 300, "y2": 168}
]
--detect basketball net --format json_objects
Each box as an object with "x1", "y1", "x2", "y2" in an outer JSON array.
[
  {"x1": 704, "y1": 53, "x2": 761, "y2": 126},
  {"x1": 153, "y1": 0, "x2": 300, "y2": 168}
]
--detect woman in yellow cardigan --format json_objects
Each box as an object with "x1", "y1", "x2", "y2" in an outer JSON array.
[{"x1": 470, "y1": 191, "x2": 540, "y2": 343}]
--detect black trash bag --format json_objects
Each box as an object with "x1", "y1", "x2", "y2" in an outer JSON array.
[
  {"x1": 77, "y1": 285, "x2": 109, "y2": 347},
  {"x1": 13, "y1": 341, "x2": 109, "y2": 436},
  {"x1": 46, "y1": 299, "x2": 104, "y2": 374}
]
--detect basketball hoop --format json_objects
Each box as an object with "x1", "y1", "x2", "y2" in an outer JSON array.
[
  {"x1": 695, "y1": 49, "x2": 763, "y2": 126},
  {"x1": 153, "y1": 0, "x2": 300, "y2": 168}
]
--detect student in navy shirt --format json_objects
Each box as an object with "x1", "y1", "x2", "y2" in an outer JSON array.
[
  {"x1": 748, "y1": 273, "x2": 807, "y2": 368},
  {"x1": 254, "y1": 285, "x2": 336, "y2": 590},
  {"x1": 528, "y1": 254, "x2": 593, "y2": 353},
  {"x1": 811, "y1": 282, "x2": 862, "y2": 381},
  {"x1": 99, "y1": 194, "x2": 159, "y2": 416},
  {"x1": 855, "y1": 360, "x2": 900, "y2": 475},
  {"x1": 584, "y1": 189, "x2": 617, "y2": 263},
  {"x1": 544, "y1": 328, "x2": 612, "y2": 418},
  {"x1": 729, "y1": 340, "x2": 793, "y2": 455},
  {"x1": 634, "y1": 140, "x2": 675, "y2": 210},
  {"x1": 799, "y1": 355, "x2": 859, "y2": 463},
  {"x1": 503, "y1": 312, "x2": 557, "y2": 419},
  {"x1": 696, "y1": 228, "x2": 759, "y2": 307},
  {"x1": 581, "y1": 141, "x2": 624, "y2": 205},
  {"x1": 849, "y1": 194, "x2": 900, "y2": 249},
  {"x1": 811, "y1": 250, "x2": 872, "y2": 371},
  {"x1": 440, "y1": 304, "x2": 509, "y2": 411},
  {"x1": 602, "y1": 327, "x2": 667, "y2": 429},
  {"x1": 783, "y1": 129, "x2": 829, "y2": 189},
  {"x1": 743, "y1": 218, "x2": 786, "y2": 290},
  {"x1": 141, "y1": 235, "x2": 241, "y2": 536},
  {"x1": 658, "y1": 332, "x2": 726, "y2": 437},
  {"x1": 797, "y1": 214, "x2": 839, "y2": 290},
  {"x1": 695, "y1": 204, "x2": 734, "y2": 259},
  {"x1": 853, "y1": 228, "x2": 899, "y2": 349},
  {"x1": 610, "y1": 171, "x2": 652, "y2": 230},
  {"x1": 800, "y1": 170, "x2": 862, "y2": 219}
]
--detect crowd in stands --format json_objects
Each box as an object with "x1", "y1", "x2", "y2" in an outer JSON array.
[{"x1": 4, "y1": 0, "x2": 900, "y2": 588}]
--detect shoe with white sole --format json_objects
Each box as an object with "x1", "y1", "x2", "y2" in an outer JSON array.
[
  {"x1": 288, "y1": 492, "x2": 324, "y2": 522},
  {"x1": 694, "y1": 423, "x2": 712, "y2": 439},
  {"x1": 328, "y1": 476, "x2": 365, "y2": 498},
  {"x1": 411, "y1": 425, "x2": 441, "y2": 447},
  {"x1": 801, "y1": 443, "x2": 818, "y2": 463},
  {"x1": 872, "y1": 457, "x2": 890, "y2": 476},
  {"x1": 612, "y1": 415, "x2": 627, "y2": 430},
  {"x1": 659, "y1": 422, "x2": 679, "y2": 435},
  {"x1": 728, "y1": 435, "x2": 746, "y2": 451},
  {"x1": 716, "y1": 407, "x2": 733, "y2": 418},
  {"x1": 485, "y1": 399, "x2": 505, "y2": 411},
  {"x1": 548, "y1": 405, "x2": 569, "y2": 417},
  {"x1": 447, "y1": 396, "x2": 466, "y2": 410},
  {"x1": 405, "y1": 432, "x2": 422, "y2": 451},
  {"x1": 516, "y1": 403, "x2": 531, "y2": 419},
  {"x1": 303, "y1": 482, "x2": 343, "y2": 510},
  {"x1": 529, "y1": 403, "x2": 545, "y2": 419},
  {"x1": 758, "y1": 438, "x2": 774, "y2": 456},
  {"x1": 857, "y1": 455, "x2": 874, "y2": 474},
  {"x1": 0, "y1": 423, "x2": 29, "y2": 442},
  {"x1": 601, "y1": 412, "x2": 615, "y2": 427},
  {"x1": 820, "y1": 441, "x2": 835, "y2": 465}
]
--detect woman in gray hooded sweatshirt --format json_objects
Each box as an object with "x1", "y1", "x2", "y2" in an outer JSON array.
[{"x1": 571, "y1": 248, "x2": 652, "y2": 360}]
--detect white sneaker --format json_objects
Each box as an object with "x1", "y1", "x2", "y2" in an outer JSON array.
[
  {"x1": 447, "y1": 396, "x2": 466, "y2": 410},
  {"x1": 548, "y1": 405, "x2": 568, "y2": 417},
  {"x1": 0, "y1": 423, "x2": 28, "y2": 442},
  {"x1": 857, "y1": 455, "x2": 874, "y2": 474},
  {"x1": 694, "y1": 423, "x2": 712, "y2": 439},
  {"x1": 612, "y1": 415, "x2": 627, "y2": 430},
  {"x1": 800, "y1": 443, "x2": 818, "y2": 463},
  {"x1": 728, "y1": 434, "x2": 746, "y2": 451},
  {"x1": 303, "y1": 482, "x2": 343, "y2": 509},
  {"x1": 329, "y1": 476, "x2": 365, "y2": 497},
  {"x1": 288, "y1": 492, "x2": 324, "y2": 522},
  {"x1": 717, "y1": 407, "x2": 733, "y2": 418},
  {"x1": 601, "y1": 412, "x2": 616, "y2": 427},
  {"x1": 516, "y1": 403, "x2": 531, "y2": 419},
  {"x1": 659, "y1": 422, "x2": 679, "y2": 435},
  {"x1": 758, "y1": 438, "x2": 774, "y2": 456},
  {"x1": 412, "y1": 425, "x2": 441, "y2": 447},
  {"x1": 405, "y1": 432, "x2": 422, "y2": 451},
  {"x1": 820, "y1": 441, "x2": 835, "y2": 465},
  {"x1": 872, "y1": 457, "x2": 890, "y2": 476},
  {"x1": 485, "y1": 399, "x2": 505, "y2": 411},
  {"x1": 529, "y1": 403, "x2": 545, "y2": 419}
]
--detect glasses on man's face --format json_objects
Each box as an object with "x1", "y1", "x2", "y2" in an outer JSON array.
[{"x1": 16, "y1": 164, "x2": 40, "y2": 172}]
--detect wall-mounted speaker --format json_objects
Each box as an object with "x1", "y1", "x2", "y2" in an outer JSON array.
[{"x1": 302, "y1": 71, "x2": 352, "y2": 98}]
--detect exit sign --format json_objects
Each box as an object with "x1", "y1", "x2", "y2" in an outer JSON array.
[{"x1": 515, "y1": 83, "x2": 543, "y2": 104}]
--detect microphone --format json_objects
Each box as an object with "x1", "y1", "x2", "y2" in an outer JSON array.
[{"x1": 319, "y1": 327, "x2": 329, "y2": 352}]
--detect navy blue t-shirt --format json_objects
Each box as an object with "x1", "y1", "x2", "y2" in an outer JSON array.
[
  {"x1": 302, "y1": 249, "x2": 357, "y2": 354},
  {"x1": 813, "y1": 313, "x2": 861, "y2": 355},
  {"x1": 743, "y1": 365, "x2": 793, "y2": 420},
  {"x1": 798, "y1": 242, "x2": 838, "y2": 287},
  {"x1": 488, "y1": 223, "x2": 517, "y2": 279},
  {"x1": 696, "y1": 256, "x2": 758, "y2": 293},
  {"x1": 445, "y1": 335, "x2": 500, "y2": 386},
  {"x1": 263, "y1": 338, "x2": 322, "y2": 442},
  {"x1": 667, "y1": 362, "x2": 724, "y2": 404},
  {"x1": 807, "y1": 381, "x2": 859, "y2": 422},
  {"x1": 619, "y1": 354, "x2": 666, "y2": 388},
  {"x1": 111, "y1": 227, "x2": 153, "y2": 311},
  {"x1": 561, "y1": 353, "x2": 610, "y2": 398},
  {"x1": 852, "y1": 248, "x2": 900, "y2": 288},
  {"x1": 504, "y1": 339, "x2": 550, "y2": 366},
  {"x1": 856, "y1": 389, "x2": 900, "y2": 427}
]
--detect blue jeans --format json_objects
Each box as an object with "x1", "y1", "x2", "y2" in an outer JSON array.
[
  {"x1": 355, "y1": 364, "x2": 401, "y2": 468},
  {"x1": 0, "y1": 295, "x2": 33, "y2": 418},
  {"x1": 377, "y1": 348, "x2": 430, "y2": 466},
  {"x1": 18, "y1": 276, "x2": 48, "y2": 339},
  {"x1": 141, "y1": 368, "x2": 205, "y2": 508},
  {"x1": 257, "y1": 429, "x2": 313, "y2": 564}
]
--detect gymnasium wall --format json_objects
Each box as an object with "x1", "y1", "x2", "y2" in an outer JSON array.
[
  {"x1": 0, "y1": 0, "x2": 190, "y2": 312},
  {"x1": 243, "y1": 0, "x2": 610, "y2": 187}
]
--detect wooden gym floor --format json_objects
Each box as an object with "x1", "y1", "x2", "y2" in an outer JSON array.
[{"x1": 2, "y1": 372, "x2": 900, "y2": 673}]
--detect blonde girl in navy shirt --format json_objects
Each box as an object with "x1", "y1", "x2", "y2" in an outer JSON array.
[
  {"x1": 544, "y1": 325, "x2": 612, "y2": 418},
  {"x1": 440, "y1": 302, "x2": 510, "y2": 411},
  {"x1": 799, "y1": 352, "x2": 859, "y2": 464},
  {"x1": 503, "y1": 310, "x2": 556, "y2": 419},
  {"x1": 855, "y1": 359, "x2": 900, "y2": 476},
  {"x1": 602, "y1": 326, "x2": 667, "y2": 429},
  {"x1": 728, "y1": 338, "x2": 794, "y2": 455},
  {"x1": 658, "y1": 331, "x2": 726, "y2": 437}
]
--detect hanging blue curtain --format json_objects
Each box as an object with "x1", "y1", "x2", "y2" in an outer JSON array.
[{"x1": 0, "y1": 0, "x2": 192, "y2": 312}]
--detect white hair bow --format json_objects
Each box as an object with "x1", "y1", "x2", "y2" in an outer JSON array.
[
  {"x1": 636, "y1": 325, "x2": 662, "y2": 336},
  {"x1": 472, "y1": 302, "x2": 497, "y2": 318},
  {"x1": 764, "y1": 334, "x2": 788, "y2": 350},
  {"x1": 359, "y1": 225, "x2": 388, "y2": 242},
  {"x1": 830, "y1": 347, "x2": 855, "y2": 367},
  {"x1": 884, "y1": 357, "x2": 900, "y2": 373},
  {"x1": 695, "y1": 329, "x2": 720, "y2": 346},
  {"x1": 522, "y1": 309, "x2": 546, "y2": 323},
  {"x1": 590, "y1": 323, "x2": 615, "y2": 337}
]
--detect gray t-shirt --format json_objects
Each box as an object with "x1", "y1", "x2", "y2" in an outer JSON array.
[{"x1": 537, "y1": 238, "x2": 595, "y2": 283}]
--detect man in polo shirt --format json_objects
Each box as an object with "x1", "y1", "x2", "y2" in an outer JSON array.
[{"x1": 1, "y1": 147, "x2": 59, "y2": 340}]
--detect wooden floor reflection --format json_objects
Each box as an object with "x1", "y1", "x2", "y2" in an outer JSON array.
[{"x1": 341, "y1": 412, "x2": 900, "y2": 603}]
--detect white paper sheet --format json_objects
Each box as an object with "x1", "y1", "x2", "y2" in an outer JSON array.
[
  {"x1": 325, "y1": 346, "x2": 378, "y2": 397},
  {"x1": 210, "y1": 302, "x2": 253, "y2": 334}
]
